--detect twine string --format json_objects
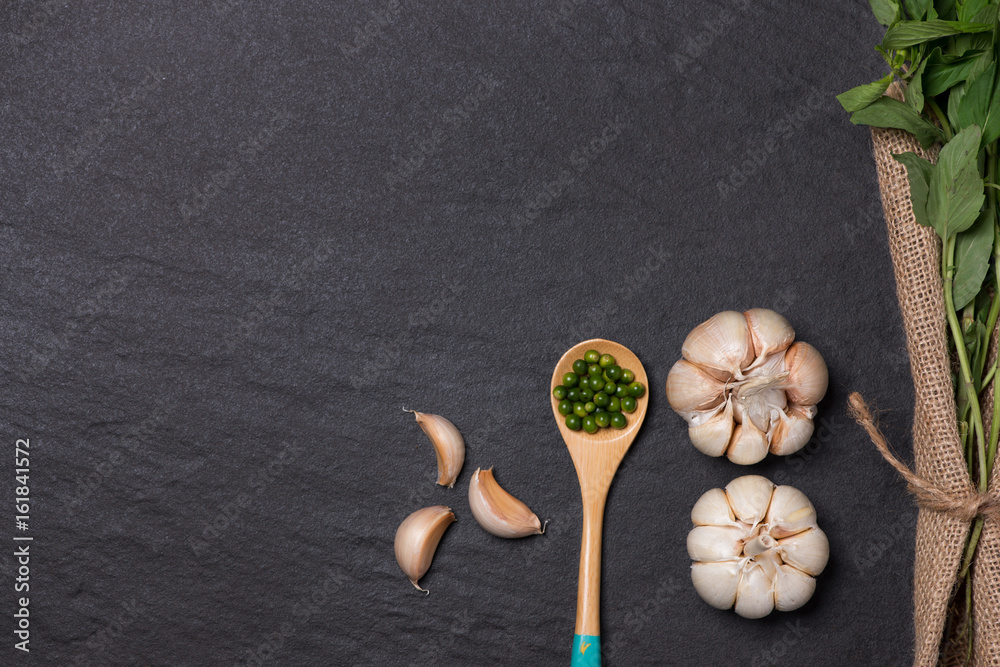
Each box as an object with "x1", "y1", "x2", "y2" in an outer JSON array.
[{"x1": 848, "y1": 392, "x2": 1000, "y2": 522}]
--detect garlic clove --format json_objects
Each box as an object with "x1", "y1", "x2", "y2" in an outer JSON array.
[
  {"x1": 726, "y1": 419, "x2": 770, "y2": 465},
  {"x1": 724, "y1": 475, "x2": 774, "y2": 524},
  {"x1": 688, "y1": 399, "x2": 735, "y2": 457},
  {"x1": 687, "y1": 525, "x2": 745, "y2": 562},
  {"x1": 734, "y1": 563, "x2": 775, "y2": 619},
  {"x1": 744, "y1": 308, "x2": 796, "y2": 360},
  {"x1": 768, "y1": 406, "x2": 815, "y2": 456},
  {"x1": 736, "y1": 388, "x2": 786, "y2": 434},
  {"x1": 782, "y1": 342, "x2": 829, "y2": 406},
  {"x1": 766, "y1": 485, "x2": 818, "y2": 538},
  {"x1": 394, "y1": 505, "x2": 457, "y2": 592},
  {"x1": 468, "y1": 467, "x2": 544, "y2": 538},
  {"x1": 666, "y1": 360, "x2": 726, "y2": 415},
  {"x1": 778, "y1": 528, "x2": 830, "y2": 576},
  {"x1": 406, "y1": 410, "x2": 465, "y2": 488},
  {"x1": 773, "y1": 563, "x2": 817, "y2": 612},
  {"x1": 691, "y1": 561, "x2": 742, "y2": 610},
  {"x1": 681, "y1": 311, "x2": 754, "y2": 380},
  {"x1": 691, "y1": 487, "x2": 737, "y2": 526}
]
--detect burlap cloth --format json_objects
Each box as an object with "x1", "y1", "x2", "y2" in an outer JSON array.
[{"x1": 868, "y1": 83, "x2": 1000, "y2": 665}]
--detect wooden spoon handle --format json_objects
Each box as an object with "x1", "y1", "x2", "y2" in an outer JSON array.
[{"x1": 572, "y1": 489, "x2": 607, "y2": 666}]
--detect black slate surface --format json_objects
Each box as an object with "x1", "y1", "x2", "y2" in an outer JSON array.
[{"x1": 1, "y1": 1, "x2": 917, "y2": 665}]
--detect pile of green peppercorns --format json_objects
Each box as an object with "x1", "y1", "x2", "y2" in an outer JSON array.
[{"x1": 553, "y1": 349, "x2": 646, "y2": 433}]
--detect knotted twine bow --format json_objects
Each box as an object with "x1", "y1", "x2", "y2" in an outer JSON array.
[{"x1": 848, "y1": 392, "x2": 1000, "y2": 522}]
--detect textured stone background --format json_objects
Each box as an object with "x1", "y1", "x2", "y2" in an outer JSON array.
[{"x1": 1, "y1": 1, "x2": 916, "y2": 665}]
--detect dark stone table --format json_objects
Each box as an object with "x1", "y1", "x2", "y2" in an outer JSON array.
[{"x1": 1, "y1": 1, "x2": 914, "y2": 664}]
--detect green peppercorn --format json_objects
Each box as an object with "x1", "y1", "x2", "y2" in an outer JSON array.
[
  {"x1": 563, "y1": 372, "x2": 578, "y2": 387},
  {"x1": 610, "y1": 412, "x2": 627, "y2": 429},
  {"x1": 567, "y1": 388, "x2": 581, "y2": 402},
  {"x1": 593, "y1": 392, "x2": 610, "y2": 408},
  {"x1": 629, "y1": 382, "x2": 646, "y2": 398},
  {"x1": 574, "y1": 402, "x2": 589, "y2": 418},
  {"x1": 584, "y1": 349, "x2": 601, "y2": 364},
  {"x1": 553, "y1": 385, "x2": 568, "y2": 400},
  {"x1": 604, "y1": 381, "x2": 617, "y2": 395},
  {"x1": 573, "y1": 359, "x2": 589, "y2": 376},
  {"x1": 621, "y1": 369, "x2": 635, "y2": 384},
  {"x1": 579, "y1": 376, "x2": 591, "y2": 390},
  {"x1": 584, "y1": 401, "x2": 596, "y2": 413},
  {"x1": 608, "y1": 397, "x2": 621, "y2": 412},
  {"x1": 615, "y1": 384, "x2": 629, "y2": 399},
  {"x1": 579, "y1": 387, "x2": 594, "y2": 401},
  {"x1": 588, "y1": 364, "x2": 603, "y2": 378},
  {"x1": 621, "y1": 396, "x2": 637, "y2": 413},
  {"x1": 605, "y1": 365, "x2": 622, "y2": 381},
  {"x1": 589, "y1": 376, "x2": 605, "y2": 392},
  {"x1": 558, "y1": 400, "x2": 573, "y2": 416},
  {"x1": 566, "y1": 414, "x2": 582, "y2": 430},
  {"x1": 599, "y1": 353, "x2": 615, "y2": 369},
  {"x1": 582, "y1": 415, "x2": 599, "y2": 433},
  {"x1": 594, "y1": 412, "x2": 611, "y2": 428}
]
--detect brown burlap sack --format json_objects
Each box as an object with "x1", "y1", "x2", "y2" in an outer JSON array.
[{"x1": 869, "y1": 83, "x2": 1000, "y2": 665}]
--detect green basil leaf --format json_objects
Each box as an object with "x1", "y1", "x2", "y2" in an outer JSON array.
[
  {"x1": 957, "y1": 0, "x2": 989, "y2": 21},
  {"x1": 928, "y1": 125, "x2": 985, "y2": 238},
  {"x1": 881, "y1": 20, "x2": 992, "y2": 49},
  {"x1": 956, "y1": 62, "x2": 1000, "y2": 145},
  {"x1": 952, "y1": 209, "x2": 995, "y2": 309},
  {"x1": 893, "y1": 151, "x2": 935, "y2": 228},
  {"x1": 907, "y1": 58, "x2": 928, "y2": 110},
  {"x1": 837, "y1": 74, "x2": 894, "y2": 112},
  {"x1": 923, "y1": 48, "x2": 987, "y2": 95},
  {"x1": 850, "y1": 97, "x2": 944, "y2": 148},
  {"x1": 904, "y1": 0, "x2": 931, "y2": 19},
  {"x1": 870, "y1": 0, "x2": 902, "y2": 26},
  {"x1": 948, "y1": 80, "x2": 968, "y2": 129}
]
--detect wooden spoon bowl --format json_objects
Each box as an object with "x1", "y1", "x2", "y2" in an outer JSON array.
[{"x1": 550, "y1": 339, "x2": 648, "y2": 667}]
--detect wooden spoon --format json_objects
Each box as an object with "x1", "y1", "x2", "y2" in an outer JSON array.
[{"x1": 550, "y1": 339, "x2": 648, "y2": 667}]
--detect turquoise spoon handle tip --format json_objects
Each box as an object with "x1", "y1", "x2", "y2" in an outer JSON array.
[{"x1": 572, "y1": 634, "x2": 600, "y2": 667}]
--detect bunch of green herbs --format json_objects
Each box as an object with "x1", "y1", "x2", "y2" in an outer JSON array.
[{"x1": 840, "y1": 0, "x2": 1000, "y2": 654}]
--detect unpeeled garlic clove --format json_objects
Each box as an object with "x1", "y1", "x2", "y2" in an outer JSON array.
[
  {"x1": 681, "y1": 311, "x2": 754, "y2": 380},
  {"x1": 394, "y1": 505, "x2": 456, "y2": 593},
  {"x1": 768, "y1": 406, "x2": 815, "y2": 456},
  {"x1": 734, "y1": 562, "x2": 775, "y2": 619},
  {"x1": 782, "y1": 342, "x2": 828, "y2": 406},
  {"x1": 468, "y1": 467, "x2": 544, "y2": 538},
  {"x1": 744, "y1": 308, "x2": 796, "y2": 360},
  {"x1": 688, "y1": 399, "x2": 734, "y2": 457},
  {"x1": 691, "y1": 561, "x2": 742, "y2": 610},
  {"x1": 692, "y1": 488, "x2": 737, "y2": 526},
  {"x1": 778, "y1": 528, "x2": 830, "y2": 576},
  {"x1": 773, "y1": 563, "x2": 817, "y2": 612},
  {"x1": 405, "y1": 410, "x2": 465, "y2": 488},
  {"x1": 765, "y1": 485, "x2": 817, "y2": 538},
  {"x1": 724, "y1": 475, "x2": 775, "y2": 525},
  {"x1": 666, "y1": 360, "x2": 726, "y2": 415},
  {"x1": 687, "y1": 525, "x2": 745, "y2": 562},
  {"x1": 726, "y1": 418, "x2": 770, "y2": 465}
]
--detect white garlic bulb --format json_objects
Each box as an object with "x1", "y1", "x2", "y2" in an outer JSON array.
[
  {"x1": 687, "y1": 476, "x2": 829, "y2": 618},
  {"x1": 666, "y1": 309, "x2": 828, "y2": 464}
]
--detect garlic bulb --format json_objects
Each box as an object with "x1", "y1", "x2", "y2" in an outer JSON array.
[
  {"x1": 405, "y1": 409, "x2": 465, "y2": 487},
  {"x1": 666, "y1": 309, "x2": 828, "y2": 464},
  {"x1": 394, "y1": 505, "x2": 456, "y2": 592},
  {"x1": 468, "y1": 468, "x2": 545, "y2": 538},
  {"x1": 687, "y1": 476, "x2": 829, "y2": 618}
]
